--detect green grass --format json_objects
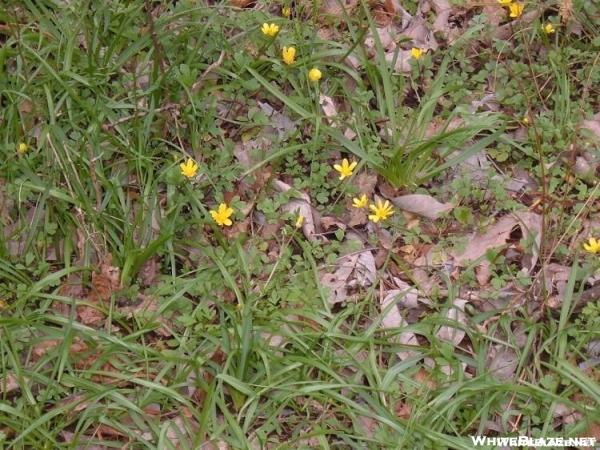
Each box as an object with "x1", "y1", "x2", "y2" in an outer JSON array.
[{"x1": 1, "y1": 0, "x2": 599, "y2": 448}]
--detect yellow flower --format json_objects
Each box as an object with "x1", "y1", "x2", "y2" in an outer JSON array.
[
  {"x1": 522, "y1": 116, "x2": 530, "y2": 125},
  {"x1": 295, "y1": 214, "x2": 304, "y2": 228},
  {"x1": 497, "y1": 0, "x2": 512, "y2": 4},
  {"x1": 352, "y1": 194, "x2": 368, "y2": 208},
  {"x1": 333, "y1": 158, "x2": 357, "y2": 180},
  {"x1": 261, "y1": 23, "x2": 279, "y2": 37},
  {"x1": 308, "y1": 67, "x2": 322, "y2": 82},
  {"x1": 282, "y1": 46, "x2": 296, "y2": 65},
  {"x1": 17, "y1": 142, "x2": 28, "y2": 154},
  {"x1": 180, "y1": 159, "x2": 199, "y2": 178},
  {"x1": 583, "y1": 237, "x2": 600, "y2": 255},
  {"x1": 282, "y1": 6, "x2": 292, "y2": 17},
  {"x1": 368, "y1": 200, "x2": 394, "y2": 223},
  {"x1": 410, "y1": 48, "x2": 424, "y2": 60},
  {"x1": 210, "y1": 203, "x2": 234, "y2": 227},
  {"x1": 543, "y1": 23, "x2": 555, "y2": 34},
  {"x1": 508, "y1": 2, "x2": 524, "y2": 18}
]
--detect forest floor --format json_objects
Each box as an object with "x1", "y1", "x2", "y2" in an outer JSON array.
[{"x1": 0, "y1": 0, "x2": 599, "y2": 448}]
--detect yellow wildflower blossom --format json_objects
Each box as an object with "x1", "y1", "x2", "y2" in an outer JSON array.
[
  {"x1": 333, "y1": 158, "x2": 357, "y2": 180},
  {"x1": 17, "y1": 142, "x2": 28, "y2": 154},
  {"x1": 308, "y1": 67, "x2": 322, "y2": 82},
  {"x1": 282, "y1": 46, "x2": 296, "y2": 65},
  {"x1": 368, "y1": 200, "x2": 394, "y2": 223},
  {"x1": 543, "y1": 23, "x2": 555, "y2": 34},
  {"x1": 295, "y1": 214, "x2": 304, "y2": 228},
  {"x1": 583, "y1": 237, "x2": 600, "y2": 255},
  {"x1": 261, "y1": 23, "x2": 279, "y2": 37},
  {"x1": 210, "y1": 203, "x2": 234, "y2": 227},
  {"x1": 282, "y1": 6, "x2": 292, "y2": 17},
  {"x1": 508, "y1": 2, "x2": 524, "y2": 18},
  {"x1": 180, "y1": 159, "x2": 199, "y2": 178},
  {"x1": 410, "y1": 48, "x2": 424, "y2": 60},
  {"x1": 352, "y1": 194, "x2": 368, "y2": 208}
]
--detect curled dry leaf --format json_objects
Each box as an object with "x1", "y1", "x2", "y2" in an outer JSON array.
[
  {"x1": 392, "y1": 194, "x2": 453, "y2": 220},
  {"x1": 381, "y1": 286, "x2": 420, "y2": 361},
  {"x1": 436, "y1": 298, "x2": 468, "y2": 347}
]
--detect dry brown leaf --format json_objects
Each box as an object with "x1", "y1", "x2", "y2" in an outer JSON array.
[
  {"x1": 487, "y1": 345, "x2": 518, "y2": 381},
  {"x1": 320, "y1": 234, "x2": 376, "y2": 304},
  {"x1": 90, "y1": 254, "x2": 121, "y2": 303},
  {"x1": 230, "y1": 0, "x2": 254, "y2": 7},
  {"x1": 272, "y1": 179, "x2": 316, "y2": 241},
  {"x1": 77, "y1": 303, "x2": 105, "y2": 325},
  {"x1": 385, "y1": 49, "x2": 412, "y2": 73},
  {"x1": 320, "y1": 0, "x2": 359, "y2": 17},
  {"x1": 395, "y1": 401, "x2": 412, "y2": 419},
  {"x1": 0, "y1": 373, "x2": 20, "y2": 394},
  {"x1": 371, "y1": 0, "x2": 396, "y2": 27},
  {"x1": 582, "y1": 112, "x2": 600, "y2": 141},
  {"x1": 475, "y1": 260, "x2": 492, "y2": 286},
  {"x1": 392, "y1": 194, "x2": 453, "y2": 220},
  {"x1": 319, "y1": 94, "x2": 337, "y2": 121},
  {"x1": 452, "y1": 211, "x2": 541, "y2": 266},
  {"x1": 138, "y1": 256, "x2": 159, "y2": 287},
  {"x1": 436, "y1": 298, "x2": 468, "y2": 346},
  {"x1": 430, "y1": 0, "x2": 451, "y2": 33},
  {"x1": 381, "y1": 288, "x2": 420, "y2": 361}
]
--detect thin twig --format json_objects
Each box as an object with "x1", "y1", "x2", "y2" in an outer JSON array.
[{"x1": 144, "y1": 0, "x2": 167, "y2": 74}]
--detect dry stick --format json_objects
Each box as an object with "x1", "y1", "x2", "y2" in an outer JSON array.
[
  {"x1": 101, "y1": 104, "x2": 178, "y2": 131},
  {"x1": 191, "y1": 50, "x2": 226, "y2": 94},
  {"x1": 144, "y1": 0, "x2": 167, "y2": 75}
]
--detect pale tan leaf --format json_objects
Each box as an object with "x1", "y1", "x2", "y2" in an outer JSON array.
[
  {"x1": 392, "y1": 194, "x2": 453, "y2": 220},
  {"x1": 487, "y1": 345, "x2": 518, "y2": 381},
  {"x1": 381, "y1": 287, "x2": 420, "y2": 360},
  {"x1": 436, "y1": 299, "x2": 468, "y2": 346}
]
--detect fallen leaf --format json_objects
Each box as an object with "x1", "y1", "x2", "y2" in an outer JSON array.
[
  {"x1": 272, "y1": 179, "x2": 316, "y2": 241},
  {"x1": 90, "y1": 254, "x2": 121, "y2": 302},
  {"x1": 582, "y1": 112, "x2": 600, "y2": 141},
  {"x1": 138, "y1": 256, "x2": 159, "y2": 287},
  {"x1": 487, "y1": 345, "x2": 518, "y2": 381},
  {"x1": 392, "y1": 194, "x2": 453, "y2": 220},
  {"x1": 319, "y1": 94, "x2": 337, "y2": 121},
  {"x1": 436, "y1": 298, "x2": 468, "y2": 346},
  {"x1": 475, "y1": 260, "x2": 492, "y2": 286},
  {"x1": 430, "y1": 0, "x2": 451, "y2": 33},
  {"x1": 0, "y1": 373, "x2": 20, "y2": 393},
  {"x1": 385, "y1": 49, "x2": 412, "y2": 74},
  {"x1": 381, "y1": 287, "x2": 420, "y2": 360},
  {"x1": 452, "y1": 211, "x2": 541, "y2": 266},
  {"x1": 230, "y1": 0, "x2": 254, "y2": 7}
]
